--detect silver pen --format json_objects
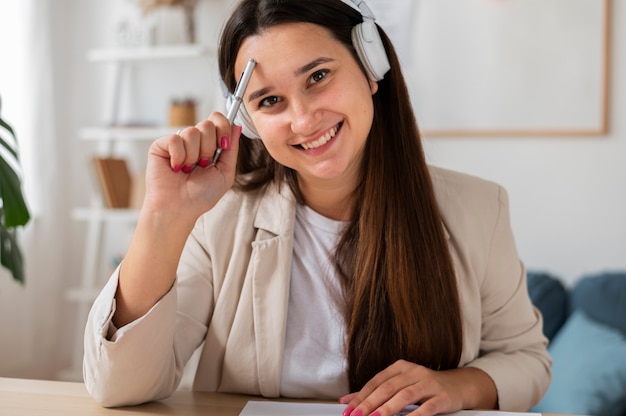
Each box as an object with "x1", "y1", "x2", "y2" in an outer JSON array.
[{"x1": 212, "y1": 58, "x2": 256, "y2": 165}]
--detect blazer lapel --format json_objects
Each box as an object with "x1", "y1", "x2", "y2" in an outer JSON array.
[{"x1": 250, "y1": 184, "x2": 296, "y2": 396}]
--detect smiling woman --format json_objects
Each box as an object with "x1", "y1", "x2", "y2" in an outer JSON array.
[
  {"x1": 233, "y1": 22, "x2": 378, "y2": 210},
  {"x1": 83, "y1": 0, "x2": 551, "y2": 414}
]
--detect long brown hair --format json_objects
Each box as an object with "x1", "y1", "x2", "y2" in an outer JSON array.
[{"x1": 218, "y1": 0, "x2": 463, "y2": 391}]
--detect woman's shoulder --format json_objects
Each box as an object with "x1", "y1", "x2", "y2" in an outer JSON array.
[
  {"x1": 429, "y1": 165, "x2": 507, "y2": 206},
  {"x1": 429, "y1": 165, "x2": 503, "y2": 197},
  {"x1": 428, "y1": 165, "x2": 510, "y2": 230}
]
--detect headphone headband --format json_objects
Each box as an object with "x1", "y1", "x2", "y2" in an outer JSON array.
[{"x1": 340, "y1": 0, "x2": 376, "y2": 20}]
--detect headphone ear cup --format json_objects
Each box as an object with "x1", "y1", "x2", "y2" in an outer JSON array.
[
  {"x1": 226, "y1": 93, "x2": 260, "y2": 139},
  {"x1": 236, "y1": 104, "x2": 260, "y2": 139},
  {"x1": 351, "y1": 19, "x2": 390, "y2": 81}
]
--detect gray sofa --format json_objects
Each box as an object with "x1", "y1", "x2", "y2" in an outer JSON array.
[{"x1": 526, "y1": 271, "x2": 626, "y2": 416}]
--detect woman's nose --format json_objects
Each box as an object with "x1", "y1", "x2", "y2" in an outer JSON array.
[{"x1": 289, "y1": 97, "x2": 322, "y2": 135}]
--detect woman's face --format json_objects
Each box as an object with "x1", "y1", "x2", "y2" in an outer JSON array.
[{"x1": 234, "y1": 22, "x2": 378, "y2": 190}]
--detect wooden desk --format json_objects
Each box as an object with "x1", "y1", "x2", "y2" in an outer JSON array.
[
  {"x1": 0, "y1": 377, "x2": 252, "y2": 416},
  {"x1": 0, "y1": 377, "x2": 571, "y2": 415}
]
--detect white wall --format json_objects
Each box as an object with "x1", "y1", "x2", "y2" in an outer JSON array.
[{"x1": 0, "y1": 0, "x2": 624, "y2": 381}]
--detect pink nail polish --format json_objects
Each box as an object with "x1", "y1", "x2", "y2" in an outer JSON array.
[
  {"x1": 350, "y1": 409, "x2": 363, "y2": 416},
  {"x1": 198, "y1": 158, "x2": 210, "y2": 168},
  {"x1": 173, "y1": 164, "x2": 182, "y2": 172},
  {"x1": 370, "y1": 412, "x2": 381, "y2": 416},
  {"x1": 342, "y1": 406, "x2": 354, "y2": 416},
  {"x1": 220, "y1": 135, "x2": 230, "y2": 150},
  {"x1": 182, "y1": 164, "x2": 194, "y2": 173}
]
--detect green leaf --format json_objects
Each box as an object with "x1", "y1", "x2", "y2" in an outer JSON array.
[
  {"x1": 0, "y1": 116, "x2": 16, "y2": 137},
  {"x1": 0, "y1": 95, "x2": 30, "y2": 284},
  {"x1": 0, "y1": 105, "x2": 30, "y2": 228},
  {"x1": 0, "y1": 118, "x2": 19, "y2": 160},
  {"x1": 0, "y1": 156, "x2": 30, "y2": 227},
  {"x1": 0, "y1": 226, "x2": 25, "y2": 284}
]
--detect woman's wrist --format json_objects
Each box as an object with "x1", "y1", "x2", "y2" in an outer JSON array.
[
  {"x1": 452, "y1": 367, "x2": 498, "y2": 410},
  {"x1": 112, "y1": 206, "x2": 197, "y2": 327}
]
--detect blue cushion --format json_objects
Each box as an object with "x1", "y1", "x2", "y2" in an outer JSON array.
[
  {"x1": 530, "y1": 311, "x2": 626, "y2": 416},
  {"x1": 526, "y1": 272, "x2": 568, "y2": 340},
  {"x1": 570, "y1": 272, "x2": 626, "y2": 336}
]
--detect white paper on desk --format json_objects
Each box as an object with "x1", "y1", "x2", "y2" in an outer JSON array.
[{"x1": 239, "y1": 401, "x2": 539, "y2": 416}]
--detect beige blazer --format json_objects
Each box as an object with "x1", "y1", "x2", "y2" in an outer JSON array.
[{"x1": 84, "y1": 166, "x2": 551, "y2": 411}]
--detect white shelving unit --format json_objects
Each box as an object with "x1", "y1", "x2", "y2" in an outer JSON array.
[
  {"x1": 86, "y1": 44, "x2": 210, "y2": 62},
  {"x1": 60, "y1": 44, "x2": 212, "y2": 381},
  {"x1": 79, "y1": 126, "x2": 182, "y2": 141}
]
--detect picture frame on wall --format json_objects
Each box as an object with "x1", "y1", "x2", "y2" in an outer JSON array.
[{"x1": 408, "y1": 0, "x2": 611, "y2": 137}]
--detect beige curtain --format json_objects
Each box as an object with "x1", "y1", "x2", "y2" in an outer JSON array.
[{"x1": 0, "y1": 0, "x2": 70, "y2": 379}]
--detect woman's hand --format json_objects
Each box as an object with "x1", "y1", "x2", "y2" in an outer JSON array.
[
  {"x1": 112, "y1": 112, "x2": 241, "y2": 328},
  {"x1": 143, "y1": 112, "x2": 241, "y2": 221},
  {"x1": 338, "y1": 360, "x2": 497, "y2": 416}
]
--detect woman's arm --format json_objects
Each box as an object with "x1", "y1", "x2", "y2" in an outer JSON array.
[
  {"x1": 463, "y1": 187, "x2": 551, "y2": 411},
  {"x1": 114, "y1": 117, "x2": 241, "y2": 327},
  {"x1": 83, "y1": 115, "x2": 241, "y2": 407},
  {"x1": 339, "y1": 183, "x2": 551, "y2": 416}
]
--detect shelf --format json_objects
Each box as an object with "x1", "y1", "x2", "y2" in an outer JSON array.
[
  {"x1": 86, "y1": 44, "x2": 212, "y2": 62},
  {"x1": 72, "y1": 207, "x2": 140, "y2": 222},
  {"x1": 63, "y1": 33, "x2": 217, "y2": 386},
  {"x1": 79, "y1": 126, "x2": 182, "y2": 141}
]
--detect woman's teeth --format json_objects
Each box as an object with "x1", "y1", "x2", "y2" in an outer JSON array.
[{"x1": 301, "y1": 126, "x2": 338, "y2": 150}]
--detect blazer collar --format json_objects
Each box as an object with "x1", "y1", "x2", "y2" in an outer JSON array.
[
  {"x1": 253, "y1": 182, "x2": 298, "y2": 237},
  {"x1": 251, "y1": 180, "x2": 450, "y2": 240}
]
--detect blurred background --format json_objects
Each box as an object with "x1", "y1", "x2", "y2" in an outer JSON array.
[{"x1": 0, "y1": 0, "x2": 624, "y2": 383}]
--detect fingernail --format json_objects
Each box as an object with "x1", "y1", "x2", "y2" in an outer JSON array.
[
  {"x1": 182, "y1": 164, "x2": 194, "y2": 173},
  {"x1": 350, "y1": 409, "x2": 362, "y2": 416},
  {"x1": 198, "y1": 158, "x2": 210, "y2": 168},
  {"x1": 342, "y1": 406, "x2": 354, "y2": 416},
  {"x1": 173, "y1": 164, "x2": 182, "y2": 172},
  {"x1": 220, "y1": 135, "x2": 230, "y2": 150},
  {"x1": 370, "y1": 412, "x2": 381, "y2": 416}
]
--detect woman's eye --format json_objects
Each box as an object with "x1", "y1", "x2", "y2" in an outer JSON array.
[
  {"x1": 259, "y1": 96, "x2": 280, "y2": 108},
  {"x1": 310, "y1": 69, "x2": 329, "y2": 84}
]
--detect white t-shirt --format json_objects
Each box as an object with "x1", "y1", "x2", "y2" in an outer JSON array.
[{"x1": 279, "y1": 204, "x2": 350, "y2": 398}]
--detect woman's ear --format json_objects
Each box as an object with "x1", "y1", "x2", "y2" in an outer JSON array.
[{"x1": 370, "y1": 80, "x2": 379, "y2": 95}]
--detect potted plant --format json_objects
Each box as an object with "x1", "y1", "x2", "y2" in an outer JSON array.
[{"x1": 0, "y1": 95, "x2": 31, "y2": 284}]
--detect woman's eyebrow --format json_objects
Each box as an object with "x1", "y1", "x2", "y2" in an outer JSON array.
[
  {"x1": 294, "y1": 57, "x2": 334, "y2": 77},
  {"x1": 248, "y1": 87, "x2": 272, "y2": 102},
  {"x1": 247, "y1": 57, "x2": 335, "y2": 102}
]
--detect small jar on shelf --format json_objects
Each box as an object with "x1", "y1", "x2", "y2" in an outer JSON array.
[{"x1": 169, "y1": 97, "x2": 197, "y2": 127}]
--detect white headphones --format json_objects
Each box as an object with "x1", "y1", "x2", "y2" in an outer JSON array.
[
  {"x1": 226, "y1": 0, "x2": 390, "y2": 139},
  {"x1": 340, "y1": 0, "x2": 391, "y2": 82}
]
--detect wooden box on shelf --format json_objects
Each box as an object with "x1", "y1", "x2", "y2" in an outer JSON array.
[{"x1": 92, "y1": 156, "x2": 132, "y2": 209}]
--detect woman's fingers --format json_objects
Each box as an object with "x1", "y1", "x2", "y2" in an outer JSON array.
[
  {"x1": 341, "y1": 360, "x2": 461, "y2": 416},
  {"x1": 170, "y1": 112, "x2": 239, "y2": 172},
  {"x1": 195, "y1": 118, "x2": 220, "y2": 168},
  {"x1": 175, "y1": 126, "x2": 203, "y2": 172}
]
